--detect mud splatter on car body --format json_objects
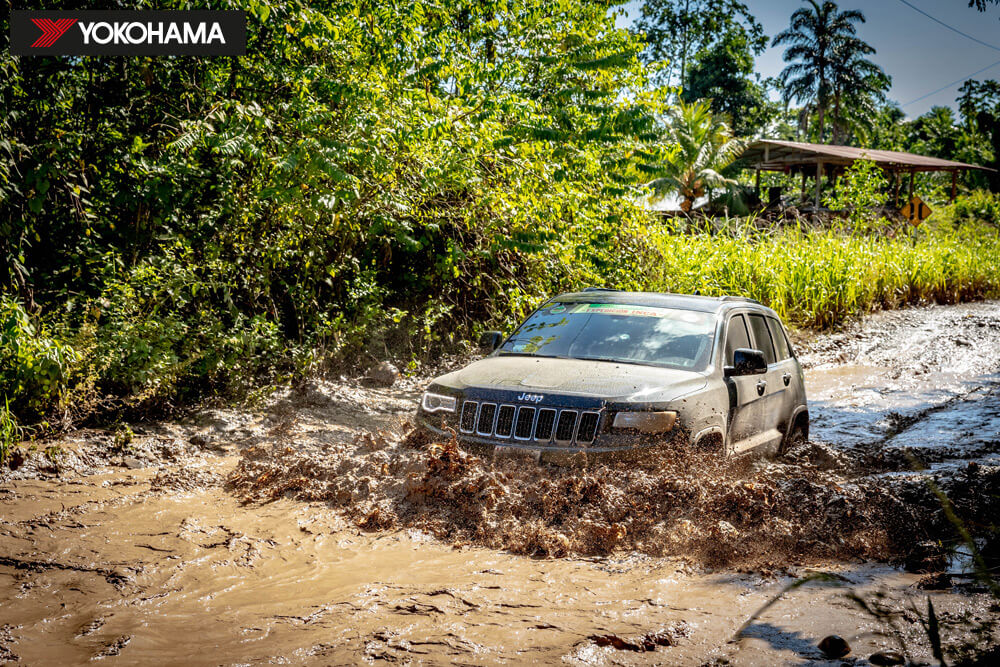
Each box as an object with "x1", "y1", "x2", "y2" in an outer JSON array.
[{"x1": 417, "y1": 291, "x2": 808, "y2": 462}]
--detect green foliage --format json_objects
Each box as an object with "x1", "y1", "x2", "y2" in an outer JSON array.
[
  {"x1": 2, "y1": 0, "x2": 666, "y2": 413},
  {"x1": 634, "y1": 0, "x2": 765, "y2": 91},
  {"x1": 646, "y1": 100, "x2": 745, "y2": 211},
  {"x1": 683, "y1": 33, "x2": 777, "y2": 138},
  {"x1": 823, "y1": 159, "x2": 888, "y2": 232},
  {"x1": 0, "y1": 296, "x2": 78, "y2": 418},
  {"x1": 949, "y1": 190, "x2": 1000, "y2": 227},
  {"x1": 959, "y1": 79, "x2": 1000, "y2": 190},
  {"x1": 772, "y1": 1, "x2": 888, "y2": 143},
  {"x1": 648, "y1": 220, "x2": 1000, "y2": 328},
  {"x1": 0, "y1": 398, "x2": 23, "y2": 465}
]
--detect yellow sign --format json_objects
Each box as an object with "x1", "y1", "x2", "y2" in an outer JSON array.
[{"x1": 900, "y1": 195, "x2": 932, "y2": 226}]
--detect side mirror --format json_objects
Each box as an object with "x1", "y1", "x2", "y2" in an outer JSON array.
[
  {"x1": 724, "y1": 348, "x2": 767, "y2": 377},
  {"x1": 479, "y1": 331, "x2": 502, "y2": 352}
]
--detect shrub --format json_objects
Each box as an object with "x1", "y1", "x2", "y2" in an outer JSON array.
[
  {"x1": 0, "y1": 398, "x2": 22, "y2": 465},
  {"x1": 86, "y1": 248, "x2": 284, "y2": 404},
  {"x1": 823, "y1": 159, "x2": 889, "y2": 233},
  {"x1": 950, "y1": 190, "x2": 1000, "y2": 228},
  {"x1": 0, "y1": 296, "x2": 78, "y2": 419}
]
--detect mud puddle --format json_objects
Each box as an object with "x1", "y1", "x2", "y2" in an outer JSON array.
[
  {"x1": 3, "y1": 475, "x2": 994, "y2": 665},
  {"x1": 802, "y1": 301, "x2": 1000, "y2": 467},
  {"x1": 3, "y1": 301, "x2": 1000, "y2": 664}
]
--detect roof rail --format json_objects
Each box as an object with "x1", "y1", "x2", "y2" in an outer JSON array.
[
  {"x1": 580, "y1": 287, "x2": 621, "y2": 293},
  {"x1": 720, "y1": 295, "x2": 763, "y2": 305}
]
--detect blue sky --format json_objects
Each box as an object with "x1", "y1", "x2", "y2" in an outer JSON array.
[{"x1": 615, "y1": 0, "x2": 1000, "y2": 118}]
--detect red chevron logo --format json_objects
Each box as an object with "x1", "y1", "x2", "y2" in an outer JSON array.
[{"x1": 30, "y1": 18, "x2": 77, "y2": 48}]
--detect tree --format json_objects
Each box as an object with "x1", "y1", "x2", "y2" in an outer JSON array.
[
  {"x1": 646, "y1": 100, "x2": 745, "y2": 212},
  {"x1": 828, "y1": 42, "x2": 891, "y2": 144},
  {"x1": 958, "y1": 79, "x2": 1000, "y2": 190},
  {"x1": 634, "y1": 0, "x2": 765, "y2": 91},
  {"x1": 772, "y1": 0, "x2": 886, "y2": 143},
  {"x1": 683, "y1": 31, "x2": 778, "y2": 137},
  {"x1": 1, "y1": 0, "x2": 669, "y2": 409}
]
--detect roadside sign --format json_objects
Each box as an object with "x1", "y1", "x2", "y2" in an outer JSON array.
[{"x1": 900, "y1": 195, "x2": 932, "y2": 226}]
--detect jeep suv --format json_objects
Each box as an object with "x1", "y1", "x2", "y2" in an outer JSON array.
[{"x1": 417, "y1": 290, "x2": 808, "y2": 463}]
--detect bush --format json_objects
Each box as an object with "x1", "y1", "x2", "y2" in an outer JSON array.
[
  {"x1": 823, "y1": 159, "x2": 889, "y2": 233},
  {"x1": 0, "y1": 398, "x2": 22, "y2": 465},
  {"x1": 85, "y1": 248, "x2": 285, "y2": 404},
  {"x1": 950, "y1": 190, "x2": 1000, "y2": 228},
  {"x1": 0, "y1": 296, "x2": 78, "y2": 419}
]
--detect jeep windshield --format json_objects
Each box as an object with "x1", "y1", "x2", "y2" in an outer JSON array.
[{"x1": 498, "y1": 302, "x2": 716, "y2": 370}]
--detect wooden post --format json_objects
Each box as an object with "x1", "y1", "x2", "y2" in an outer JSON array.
[
  {"x1": 893, "y1": 171, "x2": 900, "y2": 207},
  {"x1": 754, "y1": 168, "x2": 761, "y2": 197},
  {"x1": 800, "y1": 170, "x2": 807, "y2": 202},
  {"x1": 951, "y1": 171, "x2": 958, "y2": 202},
  {"x1": 815, "y1": 160, "x2": 823, "y2": 208},
  {"x1": 908, "y1": 171, "x2": 914, "y2": 200}
]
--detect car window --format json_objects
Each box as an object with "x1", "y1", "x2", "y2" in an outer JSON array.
[
  {"x1": 747, "y1": 314, "x2": 776, "y2": 366},
  {"x1": 498, "y1": 302, "x2": 716, "y2": 370},
  {"x1": 724, "y1": 314, "x2": 751, "y2": 365},
  {"x1": 767, "y1": 317, "x2": 792, "y2": 361}
]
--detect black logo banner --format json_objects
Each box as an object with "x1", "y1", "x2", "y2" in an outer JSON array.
[{"x1": 10, "y1": 10, "x2": 246, "y2": 56}]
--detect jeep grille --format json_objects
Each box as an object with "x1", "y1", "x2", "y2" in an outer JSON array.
[{"x1": 459, "y1": 400, "x2": 600, "y2": 446}]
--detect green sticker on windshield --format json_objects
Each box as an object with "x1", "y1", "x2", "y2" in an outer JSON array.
[{"x1": 569, "y1": 303, "x2": 675, "y2": 318}]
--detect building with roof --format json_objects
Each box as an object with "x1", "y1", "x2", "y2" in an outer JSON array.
[{"x1": 739, "y1": 139, "x2": 993, "y2": 208}]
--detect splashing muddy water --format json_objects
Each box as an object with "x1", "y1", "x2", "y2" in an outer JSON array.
[{"x1": 3, "y1": 301, "x2": 1000, "y2": 664}]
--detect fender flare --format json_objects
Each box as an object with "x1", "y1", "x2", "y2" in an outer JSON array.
[
  {"x1": 785, "y1": 405, "x2": 809, "y2": 438},
  {"x1": 691, "y1": 424, "x2": 728, "y2": 453}
]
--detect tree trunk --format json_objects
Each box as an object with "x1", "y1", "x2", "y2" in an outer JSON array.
[
  {"x1": 832, "y1": 91, "x2": 842, "y2": 144},
  {"x1": 679, "y1": 0, "x2": 691, "y2": 92}
]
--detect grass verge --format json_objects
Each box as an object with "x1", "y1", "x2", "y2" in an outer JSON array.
[{"x1": 646, "y1": 221, "x2": 1000, "y2": 328}]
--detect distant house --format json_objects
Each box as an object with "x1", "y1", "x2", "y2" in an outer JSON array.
[{"x1": 739, "y1": 140, "x2": 992, "y2": 208}]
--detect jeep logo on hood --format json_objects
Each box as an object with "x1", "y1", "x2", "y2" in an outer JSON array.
[{"x1": 517, "y1": 393, "x2": 544, "y2": 403}]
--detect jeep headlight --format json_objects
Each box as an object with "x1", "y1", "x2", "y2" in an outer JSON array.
[
  {"x1": 612, "y1": 411, "x2": 677, "y2": 433},
  {"x1": 421, "y1": 391, "x2": 457, "y2": 413}
]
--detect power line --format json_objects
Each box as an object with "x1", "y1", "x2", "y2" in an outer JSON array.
[
  {"x1": 901, "y1": 57, "x2": 1000, "y2": 106},
  {"x1": 895, "y1": 0, "x2": 1000, "y2": 53}
]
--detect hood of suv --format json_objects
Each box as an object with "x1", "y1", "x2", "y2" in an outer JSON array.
[{"x1": 433, "y1": 355, "x2": 707, "y2": 403}]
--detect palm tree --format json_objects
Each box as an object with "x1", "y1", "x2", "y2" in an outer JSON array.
[
  {"x1": 647, "y1": 100, "x2": 745, "y2": 212},
  {"x1": 829, "y1": 43, "x2": 890, "y2": 144},
  {"x1": 772, "y1": 0, "x2": 885, "y2": 144}
]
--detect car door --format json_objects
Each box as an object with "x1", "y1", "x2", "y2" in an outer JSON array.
[
  {"x1": 746, "y1": 313, "x2": 785, "y2": 451},
  {"x1": 766, "y1": 315, "x2": 804, "y2": 436},
  {"x1": 723, "y1": 313, "x2": 768, "y2": 454}
]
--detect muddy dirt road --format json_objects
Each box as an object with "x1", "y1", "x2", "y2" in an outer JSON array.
[{"x1": 3, "y1": 302, "x2": 1000, "y2": 665}]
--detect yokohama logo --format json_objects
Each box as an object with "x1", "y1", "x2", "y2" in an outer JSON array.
[
  {"x1": 30, "y1": 18, "x2": 77, "y2": 48},
  {"x1": 11, "y1": 10, "x2": 246, "y2": 56}
]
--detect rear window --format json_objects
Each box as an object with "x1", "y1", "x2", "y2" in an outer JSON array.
[
  {"x1": 499, "y1": 302, "x2": 716, "y2": 370},
  {"x1": 767, "y1": 317, "x2": 793, "y2": 361},
  {"x1": 747, "y1": 314, "x2": 776, "y2": 366}
]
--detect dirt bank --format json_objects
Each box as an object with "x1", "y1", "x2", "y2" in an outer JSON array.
[{"x1": 3, "y1": 301, "x2": 1000, "y2": 664}]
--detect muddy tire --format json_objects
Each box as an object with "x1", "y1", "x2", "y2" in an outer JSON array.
[
  {"x1": 779, "y1": 422, "x2": 807, "y2": 458},
  {"x1": 695, "y1": 432, "x2": 725, "y2": 456}
]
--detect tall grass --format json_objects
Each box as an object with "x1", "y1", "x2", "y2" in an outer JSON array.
[
  {"x1": 0, "y1": 398, "x2": 22, "y2": 465},
  {"x1": 645, "y1": 219, "x2": 1000, "y2": 328}
]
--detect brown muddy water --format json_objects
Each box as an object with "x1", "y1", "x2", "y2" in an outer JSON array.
[{"x1": 3, "y1": 302, "x2": 1000, "y2": 665}]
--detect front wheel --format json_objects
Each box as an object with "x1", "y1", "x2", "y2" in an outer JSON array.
[{"x1": 778, "y1": 421, "x2": 807, "y2": 458}]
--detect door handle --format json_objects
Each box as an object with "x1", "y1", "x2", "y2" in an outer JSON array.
[
  {"x1": 782, "y1": 373, "x2": 791, "y2": 386},
  {"x1": 756, "y1": 380, "x2": 767, "y2": 396}
]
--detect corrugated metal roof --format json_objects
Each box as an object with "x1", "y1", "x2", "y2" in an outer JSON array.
[{"x1": 741, "y1": 139, "x2": 992, "y2": 172}]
